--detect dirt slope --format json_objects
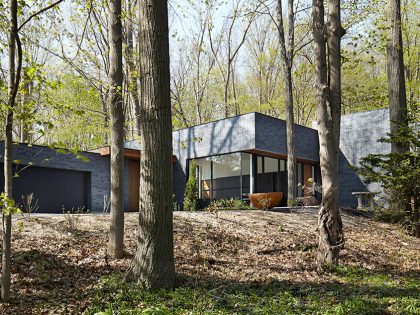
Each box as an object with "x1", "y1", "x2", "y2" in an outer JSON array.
[{"x1": 0, "y1": 210, "x2": 418, "y2": 314}]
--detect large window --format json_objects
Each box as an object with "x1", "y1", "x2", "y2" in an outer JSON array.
[
  {"x1": 192, "y1": 152, "x2": 312, "y2": 206},
  {"x1": 256, "y1": 156, "x2": 264, "y2": 192},
  {"x1": 241, "y1": 153, "x2": 251, "y2": 195},
  {"x1": 211, "y1": 153, "x2": 241, "y2": 199},
  {"x1": 297, "y1": 162, "x2": 304, "y2": 197},
  {"x1": 255, "y1": 156, "x2": 285, "y2": 197},
  {"x1": 195, "y1": 158, "x2": 211, "y2": 199},
  {"x1": 195, "y1": 153, "x2": 243, "y2": 200},
  {"x1": 264, "y1": 157, "x2": 280, "y2": 192}
]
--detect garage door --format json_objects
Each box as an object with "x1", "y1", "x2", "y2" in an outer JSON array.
[{"x1": 0, "y1": 164, "x2": 90, "y2": 213}]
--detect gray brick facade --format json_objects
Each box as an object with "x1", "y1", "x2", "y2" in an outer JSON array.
[
  {"x1": 338, "y1": 108, "x2": 391, "y2": 206},
  {"x1": 171, "y1": 113, "x2": 321, "y2": 206},
  {"x1": 1, "y1": 110, "x2": 389, "y2": 212},
  {"x1": 255, "y1": 114, "x2": 319, "y2": 161},
  {"x1": 0, "y1": 142, "x2": 132, "y2": 213}
]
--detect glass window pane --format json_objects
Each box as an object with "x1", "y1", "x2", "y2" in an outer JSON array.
[
  {"x1": 256, "y1": 156, "x2": 264, "y2": 192},
  {"x1": 280, "y1": 159, "x2": 286, "y2": 171},
  {"x1": 263, "y1": 157, "x2": 279, "y2": 193},
  {"x1": 265, "y1": 157, "x2": 278, "y2": 173},
  {"x1": 195, "y1": 158, "x2": 211, "y2": 199},
  {"x1": 211, "y1": 153, "x2": 241, "y2": 178},
  {"x1": 257, "y1": 156, "x2": 263, "y2": 173},
  {"x1": 297, "y1": 162, "x2": 303, "y2": 197},
  {"x1": 241, "y1": 153, "x2": 250, "y2": 176},
  {"x1": 241, "y1": 153, "x2": 251, "y2": 195},
  {"x1": 211, "y1": 153, "x2": 241, "y2": 199}
]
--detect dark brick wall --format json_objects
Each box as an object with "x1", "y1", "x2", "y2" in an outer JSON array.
[
  {"x1": 0, "y1": 143, "x2": 110, "y2": 212},
  {"x1": 338, "y1": 152, "x2": 368, "y2": 207},
  {"x1": 126, "y1": 110, "x2": 392, "y2": 209},
  {"x1": 255, "y1": 114, "x2": 320, "y2": 162},
  {"x1": 340, "y1": 108, "x2": 390, "y2": 166},
  {"x1": 171, "y1": 113, "x2": 256, "y2": 206},
  {"x1": 171, "y1": 113, "x2": 321, "y2": 206}
]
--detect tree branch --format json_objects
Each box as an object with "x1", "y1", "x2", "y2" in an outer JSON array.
[{"x1": 18, "y1": 0, "x2": 65, "y2": 32}]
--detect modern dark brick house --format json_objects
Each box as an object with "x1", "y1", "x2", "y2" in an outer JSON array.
[{"x1": 0, "y1": 109, "x2": 390, "y2": 212}]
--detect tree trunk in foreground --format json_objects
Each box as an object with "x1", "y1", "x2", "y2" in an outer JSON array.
[
  {"x1": 312, "y1": 0, "x2": 345, "y2": 269},
  {"x1": 387, "y1": 0, "x2": 408, "y2": 155},
  {"x1": 2, "y1": 0, "x2": 19, "y2": 302},
  {"x1": 386, "y1": 0, "x2": 409, "y2": 211},
  {"x1": 108, "y1": 0, "x2": 125, "y2": 258},
  {"x1": 276, "y1": 0, "x2": 296, "y2": 205},
  {"x1": 126, "y1": 0, "x2": 175, "y2": 289}
]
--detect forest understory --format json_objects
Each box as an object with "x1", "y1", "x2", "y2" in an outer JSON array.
[{"x1": 0, "y1": 210, "x2": 419, "y2": 314}]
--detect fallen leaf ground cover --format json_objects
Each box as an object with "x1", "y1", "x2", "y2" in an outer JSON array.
[{"x1": 0, "y1": 209, "x2": 419, "y2": 314}]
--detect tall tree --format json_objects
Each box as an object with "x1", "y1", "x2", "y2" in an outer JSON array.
[
  {"x1": 2, "y1": 0, "x2": 21, "y2": 302},
  {"x1": 386, "y1": 0, "x2": 410, "y2": 213},
  {"x1": 276, "y1": 0, "x2": 297, "y2": 205},
  {"x1": 312, "y1": 0, "x2": 345, "y2": 268},
  {"x1": 246, "y1": 17, "x2": 283, "y2": 117},
  {"x1": 126, "y1": 0, "x2": 175, "y2": 289},
  {"x1": 108, "y1": 0, "x2": 125, "y2": 258},
  {"x1": 1, "y1": 0, "x2": 64, "y2": 301},
  {"x1": 124, "y1": 0, "x2": 141, "y2": 136},
  {"x1": 386, "y1": 0, "x2": 408, "y2": 150},
  {"x1": 208, "y1": 0, "x2": 260, "y2": 118}
]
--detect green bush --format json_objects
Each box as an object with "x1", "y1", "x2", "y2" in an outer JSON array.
[
  {"x1": 358, "y1": 119, "x2": 419, "y2": 236},
  {"x1": 183, "y1": 160, "x2": 199, "y2": 211},
  {"x1": 375, "y1": 208, "x2": 407, "y2": 224},
  {"x1": 205, "y1": 198, "x2": 252, "y2": 211}
]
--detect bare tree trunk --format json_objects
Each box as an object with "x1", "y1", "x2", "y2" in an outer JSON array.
[
  {"x1": 387, "y1": 0, "x2": 409, "y2": 211},
  {"x1": 100, "y1": 85, "x2": 109, "y2": 144},
  {"x1": 126, "y1": 0, "x2": 175, "y2": 289},
  {"x1": 209, "y1": 2, "x2": 259, "y2": 119},
  {"x1": 125, "y1": 0, "x2": 141, "y2": 136},
  {"x1": 312, "y1": 0, "x2": 345, "y2": 269},
  {"x1": 19, "y1": 81, "x2": 31, "y2": 143},
  {"x1": 276, "y1": 0, "x2": 296, "y2": 205},
  {"x1": 2, "y1": 0, "x2": 21, "y2": 302},
  {"x1": 2, "y1": 7, "x2": 14, "y2": 298},
  {"x1": 108, "y1": 0, "x2": 125, "y2": 258},
  {"x1": 387, "y1": 0, "x2": 408, "y2": 155},
  {"x1": 258, "y1": 65, "x2": 263, "y2": 111},
  {"x1": 224, "y1": 68, "x2": 231, "y2": 118},
  {"x1": 232, "y1": 69, "x2": 239, "y2": 115}
]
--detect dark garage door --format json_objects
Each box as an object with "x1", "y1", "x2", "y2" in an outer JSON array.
[{"x1": 0, "y1": 164, "x2": 90, "y2": 213}]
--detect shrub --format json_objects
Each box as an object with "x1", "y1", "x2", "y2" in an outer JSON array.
[
  {"x1": 62, "y1": 206, "x2": 89, "y2": 232},
  {"x1": 375, "y1": 208, "x2": 407, "y2": 224},
  {"x1": 358, "y1": 119, "x2": 419, "y2": 237},
  {"x1": 21, "y1": 193, "x2": 39, "y2": 220},
  {"x1": 259, "y1": 196, "x2": 272, "y2": 211},
  {"x1": 183, "y1": 160, "x2": 199, "y2": 211},
  {"x1": 205, "y1": 198, "x2": 251, "y2": 211}
]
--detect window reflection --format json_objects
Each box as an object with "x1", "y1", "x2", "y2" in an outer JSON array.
[{"x1": 193, "y1": 152, "x2": 307, "y2": 207}]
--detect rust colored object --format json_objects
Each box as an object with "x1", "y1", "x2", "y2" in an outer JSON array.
[
  {"x1": 90, "y1": 146, "x2": 177, "y2": 162},
  {"x1": 249, "y1": 192, "x2": 283, "y2": 210}
]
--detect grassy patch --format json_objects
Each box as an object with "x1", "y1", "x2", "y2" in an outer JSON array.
[{"x1": 85, "y1": 267, "x2": 420, "y2": 315}]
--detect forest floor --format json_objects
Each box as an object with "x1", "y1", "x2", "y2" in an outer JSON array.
[{"x1": 0, "y1": 209, "x2": 419, "y2": 314}]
